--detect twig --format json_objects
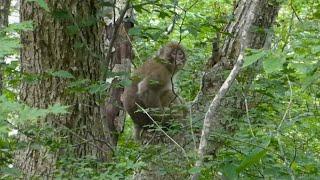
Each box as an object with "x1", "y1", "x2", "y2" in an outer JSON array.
[
  {"x1": 105, "y1": 0, "x2": 131, "y2": 73},
  {"x1": 135, "y1": 103, "x2": 189, "y2": 161},
  {"x1": 289, "y1": 0, "x2": 302, "y2": 23},
  {"x1": 242, "y1": 92, "x2": 255, "y2": 137},
  {"x1": 276, "y1": 75, "x2": 295, "y2": 180},
  {"x1": 191, "y1": 36, "x2": 246, "y2": 180},
  {"x1": 124, "y1": 29, "x2": 140, "y2": 68},
  {"x1": 189, "y1": 106, "x2": 197, "y2": 151},
  {"x1": 281, "y1": 12, "x2": 294, "y2": 52}
]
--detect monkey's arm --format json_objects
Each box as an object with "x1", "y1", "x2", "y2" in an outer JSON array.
[
  {"x1": 160, "y1": 90, "x2": 180, "y2": 106},
  {"x1": 137, "y1": 69, "x2": 167, "y2": 94}
]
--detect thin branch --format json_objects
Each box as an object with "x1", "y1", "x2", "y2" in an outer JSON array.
[
  {"x1": 191, "y1": 0, "x2": 258, "y2": 176},
  {"x1": 289, "y1": 0, "x2": 302, "y2": 23},
  {"x1": 105, "y1": 0, "x2": 131, "y2": 72},
  {"x1": 124, "y1": 29, "x2": 140, "y2": 68},
  {"x1": 189, "y1": 106, "x2": 197, "y2": 151},
  {"x1": 281, "y1": 12, "x2": 294, "y2": 52},
  {"x1": 191, "y1": 42, "x2": 246, "y2": 180},
  {"x1": 242, "y1": 92, "x2": 255, "y2": 137},
  {"x1": 276, "y1": 75, "x2": 295, "y2": 180},
  {"x1": 277, "y1": 75, "x2": 293, "y2": 131},
  {"x1": 135, "y1": 103, "x2": 189, "y2": 161},
  {"x1": 210, "y1": 132, "x2": 282, "y2": 157}
]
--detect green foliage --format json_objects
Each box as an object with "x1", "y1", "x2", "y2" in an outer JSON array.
[
  {"x1": 0, "y1": 21, "x2": 33, "y2": 58},
  {"x1": 262, "y1": 51, "x2": 285, "y2": 73},
  {"x1": 0, "y1": 37, "x2": 20, "y2": 59},
  {"x1": 0, "y1": 96, "x2": 68, "y2": 125},
  {"x1": 1, "y1": 0, "x2": 320, "y2": 179},
  {"x1": 0, "y1": 96, "x2": 68, "y2": 178},
  {"x1": 50, "y1": 70, "x2": 75, "y2": 79},
  {"x1": 27, "y1": 0, "x2": 49, "y2": 11},
  {"x1": 243, "y1": 49, "x2": 268, "y2": 68}
]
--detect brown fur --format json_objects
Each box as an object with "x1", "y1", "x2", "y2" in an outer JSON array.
[{"x1": 122, "y1": 42, "x2": 186, "y2": 139}]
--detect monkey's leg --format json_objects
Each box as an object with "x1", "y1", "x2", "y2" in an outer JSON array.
[
  {"x1": 133, "y1": 124, "x2": 144, "y2": 141},
  {"x1": 138, "y1": 90, "x2": 162, "y2": 108}
]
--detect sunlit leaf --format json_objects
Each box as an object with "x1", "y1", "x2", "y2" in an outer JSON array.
[
  {"x1": 243, "y1": 50, "x2": 268, "y2": 68},
  {"x1": 51, "y1": 70, "x2": 75, "y2": 79},
  {"x1": 3, "y1": 21, "x2": 34, "y2": 32},
  {"x1": 263, "y1": 52, "x2": 285, "y2": 73},
  {"x1": 27, "y1": 0, "x2": 49, "y2": 11},
  {"x1": 236, "y1": 138, "x2": 271, "y2": 173},
  {"x1": 0, "y1": 38, "x2": 20, "y2": 58}
]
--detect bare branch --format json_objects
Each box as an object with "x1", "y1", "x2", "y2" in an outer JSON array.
[{"x1": 191, "y1": 0, "x2": 260, "y2": 178}]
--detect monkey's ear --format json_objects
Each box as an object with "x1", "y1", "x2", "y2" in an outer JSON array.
[{"x1": 157, "y1": 46, "x2": 166, "y2": 59}]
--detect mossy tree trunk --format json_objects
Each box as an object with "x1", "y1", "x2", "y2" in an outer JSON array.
[{"x1": 0, "y1": 0, "x2": 11, "y2": 94}]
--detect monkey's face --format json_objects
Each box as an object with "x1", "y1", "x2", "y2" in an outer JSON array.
[{"x1": 171, "y1": 49, "x2": 186, "y2": 69}]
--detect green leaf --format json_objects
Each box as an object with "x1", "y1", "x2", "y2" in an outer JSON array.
[
  {"x1": 128, "y1": 27, "x2": 142, "y2": 36},
  {"x1": 120, "y1": 79, "x2": 132, "y2": 87},
  {"x1": 0, "y1": 37, "x2": 20, "y2": 58},
  {"x1": 236, "y1": 138, "x2": 271, "y2": 173},
  {"x1": 158, "y1": 11, "x2": 170, "y2": 19},
  {"x1": 19, "y1": 107, "x2": 48, "y2": 121},
  {"x1": 88, "y1": 84, "x2": 108, "y2": 94},
  {"x1": 289, "y1": 62, "x2": 314, "y2": 74},
  {"x1": 27, "y1": 0, "x2": 49, "y2": 11},
  {"x1": 263, "y1": 52, "x2": 285, "y2": 73},
  {"x1": 133, "y1": 4, "x2": 144, "y2": 13},
  {"x1": 66, "y1": 25, "x2": 80, "y2": 35},
  {"x1": 188, "y1": 166, "x2": 202, "y2": 174},
  {"x1": 3, "y1": 21, "x2": 34, "y2": 32},
  {"x1": 48, "y1": 104, "x2": 68, "y2": 114},
  {"x1": 50, "y1": 70, "x2": 75, "y2": 79},
  {"x1": 243, "y1": 50, "x2": 268, "y2": 68},
  {"x1": 222, "y1": 164, "x2": 237, "y2": 180},
  {"x1": 51, "y1": 10, "x2": 72, "y2": 21},
  {"x1": 0, "y1": 167, "x2": 22, "y2": 177}
]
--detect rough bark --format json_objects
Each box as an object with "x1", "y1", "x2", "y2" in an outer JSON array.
[
  {"x1": 15, "y1": 0, "x2": 122, "y2": 177},
  {"x1": 192, "y1": 0, "x2": 280, "y2": 158},
  {"x1": 0, "y1": 0, "x2": 11, "y2": 94}
]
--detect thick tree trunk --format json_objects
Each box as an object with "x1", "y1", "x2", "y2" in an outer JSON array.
[
  {"x1": 15, "y1": 0, "x2": 123, "y2": 177},
  {"x1": 0, "y1": 0, "x2": 11, "y2": 94},
  {"x1": 193, "y1": 0, "x2": 280, "y2": 157}
]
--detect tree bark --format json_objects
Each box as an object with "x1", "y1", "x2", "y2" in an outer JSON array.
[
  {"x1": 15, "y1": 0, "x2": 128, "y2": 177},
  {"x1": 192, "y1": 0, "x2": 280, "y2": 159},
  {"x1": 0, "y1": 0, "x2": 11, "y2": 94},
  {"x1": 103, "y1": 0, "x2": 134, "y2": 147}
]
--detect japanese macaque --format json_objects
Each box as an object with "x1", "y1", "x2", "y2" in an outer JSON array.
[{"x1": 122, "y1": 42, "x2": 187, "y2": 139}]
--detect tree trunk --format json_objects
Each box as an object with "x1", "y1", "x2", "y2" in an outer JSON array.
[
  {"x1": 103, "y1": 0, "x2": 134, "y2": 147},
  {"x1": 15, "y1": 0, "x2": 126, "y2": 177},
  {"x1": 0, "y1": 0, "x2": 11, "y2": 94},
  {"x1": 193, "y1": 0, "x2": 280, "y2": 156}
]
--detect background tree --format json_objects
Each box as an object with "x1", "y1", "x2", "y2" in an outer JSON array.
[
  {"x1": 0, "y1": 0, "x2": 11, "y2": 94},
  {"x1": 192, "y1": 0, "x2": 280, "y2": 178},
  {"x1": 103, "y1": 1, "x2": 134, "y2": 147}
]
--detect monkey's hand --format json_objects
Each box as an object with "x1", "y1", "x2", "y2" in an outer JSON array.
[{"x1": 137, "y1": 78, "x2": 148, "y2": 95}]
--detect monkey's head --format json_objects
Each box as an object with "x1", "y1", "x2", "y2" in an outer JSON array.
[{"x1": 157, "y1": 42, "x2": 187, "y2": 71}]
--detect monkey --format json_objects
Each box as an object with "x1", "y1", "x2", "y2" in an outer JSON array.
[{"x1": 122, "y1": 42, "x2": 187, "y2": 140}]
